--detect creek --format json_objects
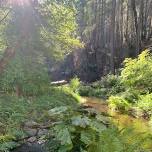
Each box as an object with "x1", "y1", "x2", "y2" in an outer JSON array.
[{"x1": 82, "y1": 97, "x2": 152, "y2": 150}]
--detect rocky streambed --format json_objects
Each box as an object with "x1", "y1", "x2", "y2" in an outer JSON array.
[{"x1": 11, "y1": 121, "x2": 51, "y2": 152}]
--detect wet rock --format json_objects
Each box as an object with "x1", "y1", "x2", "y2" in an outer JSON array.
[
  {"x1": 11, "y1": 143, "x2": 47, "y2": 152},
  {"x1": 27, "y1": 137, "x2": 37, "y2": 143},
  {"x1": 37, "y1": 139, "x2": 46, "y2": 145},
  {"x1": 38, "y1": 129, "x2": 48, "y2": 137},
  {"x1": 24, "y1": 121, "x2": 39, "y2": 128},
  {"x1": 24, "y1": 128, "x2": 38, "y2": 136},
  {"x1": 23, "y1": 121, "x2": 39, "y2": 136}
]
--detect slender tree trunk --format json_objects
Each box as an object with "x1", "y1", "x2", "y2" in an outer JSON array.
[
  {"x1": 131, "y1": 0, "x2": 139, "y2": 55},
  {"x1": 110, "y1": 0, "x2": 116, "y2": 73}
]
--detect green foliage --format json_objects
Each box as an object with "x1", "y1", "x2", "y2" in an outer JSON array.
[
  {"x1": 100, "y1": 74, "x2": 122, "y2": 88},
  {"x1": 0, "y1": 88, "x2": 80, "y2": 151},
  {"x1": 0, "y1": 89, "x2": 79, "y2": 132},
  {"x1": 0, "y1": 4, "x2": 50, "y2": 96},
  {"x1": 137, "y1": 93, "x2": 152, "y2": 115},
  {"x1": 39, "y1": 1, "x2": 83, "y2": 59},
  {"x1": 79, "y1": 85, "x2": 107, "y2": 98},
  {"x1": 0, "y1": 0, "x2": 83, "y2": 96},
  {"x1": 60, "y1": 85, "x2": 82, "y2": 102},
  {"x1": 87, "y1": 128, "x2": 146, "y2": 152},
  {"x1": 0, "y1": 2, "x2": 151, "y2": 152},
  {"x1": 78, "y1": 85, "x2": 94, "y2": 96},
  {"x1": 108, "y1": 50, "x2": 152, "y2": 118},
  {"x1": 79, "y1": 74, "x2": 124, "y2": 98},
  {"x1": 120, "y1": 89, "x2": 139, "y2": 104},
  {"x1": 45, "y1": 106, "x2": 144, "y2": 152},
  {"x1": 108, "y1": 96, "x2": 131, "y2": 112},
  {"x1": 108, "y1": 90, "x2": 152, "y2": 119},
  {"x1": 121, "y1": 50, "x2": 152, "y2": 92},
  {"x1": 0, "y1": 52, "x2": 50, "y2": 96},
  {"x1": 149, "y1": 117, "x2": 152, "y2": 129},
  {"x1": 69, "y1": 77, "x2": 80, "y2": 93},
  {"x1": 0, "y1": 135, "x2": 18, "y2": 152}
]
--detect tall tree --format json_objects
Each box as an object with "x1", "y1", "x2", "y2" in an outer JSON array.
[{"x1": 110, "y1": 0, "x2": 116, "y2": 73}]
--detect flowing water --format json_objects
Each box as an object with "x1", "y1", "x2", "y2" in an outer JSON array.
[{"x1": 82, "y1": 97, "x2": 152, "y2": 150}]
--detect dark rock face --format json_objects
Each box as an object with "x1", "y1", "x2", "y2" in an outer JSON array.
[
  {"x1": 11, "y1": 144, "x2": 47, "y2": 152},
  {"x1": 49, "y1": 48, "x2": 112, "y2": 83}
]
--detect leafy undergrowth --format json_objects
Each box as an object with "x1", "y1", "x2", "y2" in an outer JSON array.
[
  {"x1": 0, "y1": 87, "x2": 80, "y2": 151},
  {"x1": 108, "y1": 50, "x2": 152, "y2": 120},
  {"x1": 80, "y1": 50, "x2": 152, "y2": 121},
  {"x1": 79, "y1": 74, "x2": 124, "y2": 99},
  {"x1": 0, "y1": 87, "x2": 148, "y2": 152},
  {"x1": 33, "y1": 106, "x2": 149, "y2": 152}
]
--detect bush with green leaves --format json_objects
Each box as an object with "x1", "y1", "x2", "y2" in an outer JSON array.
[
  {"x1": 100, "y1": 74, "x2": 122, "y2": 88},
  {"x1": 108, "y1": 90, "x2": 152, "y2": 119},
  {"x1": 108, "y1": 95, "x2": 131, "y2": 112},
  {"x1": 121, "y1": 50, "x2": 152, "y2": 93},
  {"x1": 120, "y1": 89, "x2": 139, "y2": 103},
  {"x1": 78, "y1": 85, "x2": 93, "y2": 96},
  {"x1": 79, "y1": 85, "x2": 107, "y2": 98},
  {"x1": 137, "y1": 93, "x2": 152, "y2": 116},
  {"x1": 69, "y1": 77, "x2": 81, "y2": 93},
  {"x1": 79, "y1": 74, "x2": 124, "y2": 98},
  {"x1": 107, "y1": 50, "x2": 152, "y2": 118}
]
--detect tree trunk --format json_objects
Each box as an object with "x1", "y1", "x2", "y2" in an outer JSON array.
[{"x1": 110, "y1": 0, "x2": 116, "y2": 73}]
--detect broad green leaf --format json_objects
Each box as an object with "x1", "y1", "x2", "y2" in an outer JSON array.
[{"x1": 71, "y1": 116, "x2": 90, "y2": 128}]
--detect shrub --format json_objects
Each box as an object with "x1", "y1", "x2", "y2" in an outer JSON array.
[
  {"x1": 137, "y1": 93, "x2": 152, "y2": 116},
  {"x1": 108, "y1": 50, "x2": 152, "y2": 118},
  {"x1": 92, "y1": 74, "x2": 122, "y2": 89},
  {"x1": 102, "y1": 74, "x2": 122, "y2": 88},
  {"x1": 90, "y1": 88, "x2": 107, "y2": 98},
  {"x1": 79, "y1": 85, "x2": 107, "y2": 98},
  {"x1": 78, "y1": 85, "x2": 93, "y2": 96},
  {"x1": 121, "y1": 89, "x2": 139, "y2": 104},
  {"x1": 108, "y1": 96, "x2": 131, "y2": 111},
  {"x1": 79, "y1": 74, "x2": 125, "y2": 98},
  {"x1": 109, "y1": 91, "x2": 152, "y2": 118},
  {"x1": 93, "y1": 74, "x2": 125, "y2": 97},
  {"x1": 121, "y1": 50, "x2": 152, "y2": 93},
  {"x1": 69, "y1": 77, "x2": 80, "y2": 93}
]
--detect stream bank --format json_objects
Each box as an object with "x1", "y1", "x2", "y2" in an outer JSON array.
[
  {"x1": 82, "y1": 97, "x2": 152, "y2": 150},
  {"x1": 9, "y1": 96, "x2": 152, "y2": 152}
]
